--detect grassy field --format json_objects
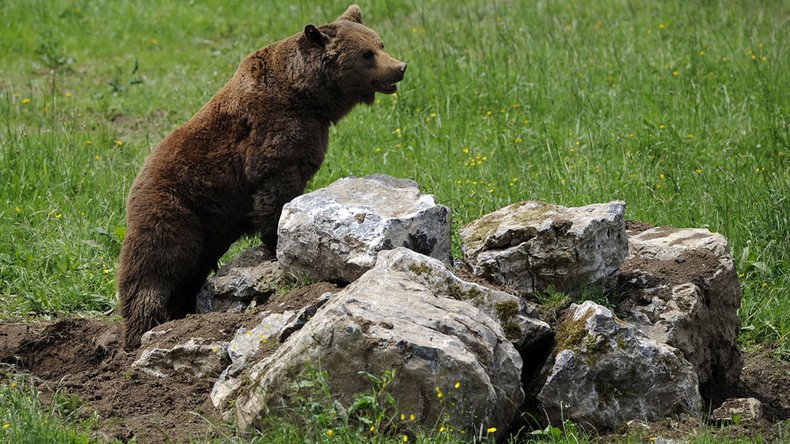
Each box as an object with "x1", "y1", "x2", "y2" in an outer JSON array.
[{"x1": 0, "y1": 0, "x2": 788, "y2": 441}]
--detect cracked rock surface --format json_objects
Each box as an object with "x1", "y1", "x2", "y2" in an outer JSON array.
[
  {"x1": 536, "y1": 301, "x2": 702, "y2": 432},
  {"x1": 615, "y1": 225, "x2": 743, "y2": 386},
  {"x1": 277, "y1": 174, "x2": 452, "y2": 283},
  {"x1": 196, "y1": 246, "x2": 288, "y2": 313},
  {"x1": 234, "y1": 248, "x2": 524, "y2": 436},
  {"x1": 460, "y1": 200, "x2": 627, "y2": 296}
]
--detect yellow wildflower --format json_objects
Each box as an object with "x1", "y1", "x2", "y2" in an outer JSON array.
[
  {"x1": 22, "y1": 98, "x2": 31, "y2": 104},
  {"x1": 115, "y1": 140, "x2": 124, "y2": 146},
  {"x1": 487, "y1": 427, "x2": 497, "y2": 433},
  {"x1": 672, "y1": 70, "x2": 679, "y2": 77},
  {"x1": 409, "y1": 413, "x2": 415, "y2": 421},
  {"x1": 326, "y1": 429, "x2": 334, "y2": 437},
  {"x1": 403, "y1": 436, "x2": 409, "y2": 442},
  {"x1": 15, "y1": 207, "x2": 21, "y2": 214},
  {"x1": 454, "y1": 381, "x2": 460, "y2": 389}
]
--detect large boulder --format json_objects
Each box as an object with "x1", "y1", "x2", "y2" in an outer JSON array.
[
  {"x1": 196, "y1": 246, "x2": 288, "y2": 313},
  {"x1": 233, "y1": 248, "x2": 527, "y2": 436},
  {"x1": 536, "y1": 301, "x2": 702, "y2": 432},
  {"x1": 615, "y1": 226, "x2": 742, "y2": 386},
  {"x1": 460, "y1": 201, "x2": 627, "y2": 296},
  {"x1": 373, "y1": 248, "x2": 552, "y2": 351},
  {"x1": 277, "y1": 174, "x2": 452, "y2": 283}
]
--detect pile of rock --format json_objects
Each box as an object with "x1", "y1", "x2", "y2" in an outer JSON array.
[{"x1": 132, "y1": 174, "x2": 744, "y2": 436}]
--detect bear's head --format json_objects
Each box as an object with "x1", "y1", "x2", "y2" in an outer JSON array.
[{"x1": 304, "y1": 5, "x2": 407, "y2": 105}]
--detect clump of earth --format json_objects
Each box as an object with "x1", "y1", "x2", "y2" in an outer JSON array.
[{"x1": 0, "y1": 283, "x2": 337, "y2": 443}]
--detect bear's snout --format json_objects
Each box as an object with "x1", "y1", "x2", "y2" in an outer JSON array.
[{"x1": 395, "y1": 62, "x2": 407, "y2": 80}]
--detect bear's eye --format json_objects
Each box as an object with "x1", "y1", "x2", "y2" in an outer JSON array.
[{"x1": 363, "y1": 51, "x2": 375, "y2": 60}]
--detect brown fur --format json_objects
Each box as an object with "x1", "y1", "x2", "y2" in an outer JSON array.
[{"x1": 118, "y1": 5, "x2": 406, "y2": 350}]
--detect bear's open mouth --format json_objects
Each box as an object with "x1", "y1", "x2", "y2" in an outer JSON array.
[{"x1": 374, "y1": 82, "x2": 398, "y2": 94}]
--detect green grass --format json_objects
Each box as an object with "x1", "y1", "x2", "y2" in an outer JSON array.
[
  {"x1": 0, "y1": 0, "x2": 788, "y2": 440},
  {"x1": 1, "y1": 367, "x2": 785, "y2": 444},
  {"x1": 3, "y1": 0, "x2": 787, "y2": 345},
  {"x1": 0, "y1": 372, "x2": 101, "y2": 443}
]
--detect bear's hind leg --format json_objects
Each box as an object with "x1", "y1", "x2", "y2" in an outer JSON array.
[
  {"x1": 118, "y1": 210, "x2": 204, "y2": 350},
  {"x1": 122, "y1": 286, "x2": 169, "y2": 350}
]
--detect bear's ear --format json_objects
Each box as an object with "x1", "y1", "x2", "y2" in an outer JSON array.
[
  {"x1": 304, "y1": 24, "x2": 328, "y2": 47},
  {"x1": 337, "y1": 4, "x2": 363, "y2": 24}
]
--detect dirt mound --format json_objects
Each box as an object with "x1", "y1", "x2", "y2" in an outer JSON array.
[
  {"x1": 0, "y1": 282, "x2": 337, "y2": 443},
  {"x1": 0, "y1": 316, "x2": 227, "y2": 442}
]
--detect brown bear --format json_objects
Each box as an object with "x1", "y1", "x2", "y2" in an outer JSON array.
[{"x1": 117, "y1": 5, "x2": 406, "y2": 350}]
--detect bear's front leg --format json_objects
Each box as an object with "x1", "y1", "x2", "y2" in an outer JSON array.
[
  {"x1": 251, "y1": 174, "x2": 307, "y2": 253},
  {"x1": 252, "y1": 189, "x2": 280, "y2": 252}
]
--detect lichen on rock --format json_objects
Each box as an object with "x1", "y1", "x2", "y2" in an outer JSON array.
[{"x1": 461, "y1": 200, "x2": 628, "y2": 296}]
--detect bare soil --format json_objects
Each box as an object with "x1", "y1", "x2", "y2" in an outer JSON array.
[
  {"x1": 0, "y1": 282, "x2": 337, "y2": 443},
  {"x1": 0, "y1": 279, "x2": 786, "y2": 443}
]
